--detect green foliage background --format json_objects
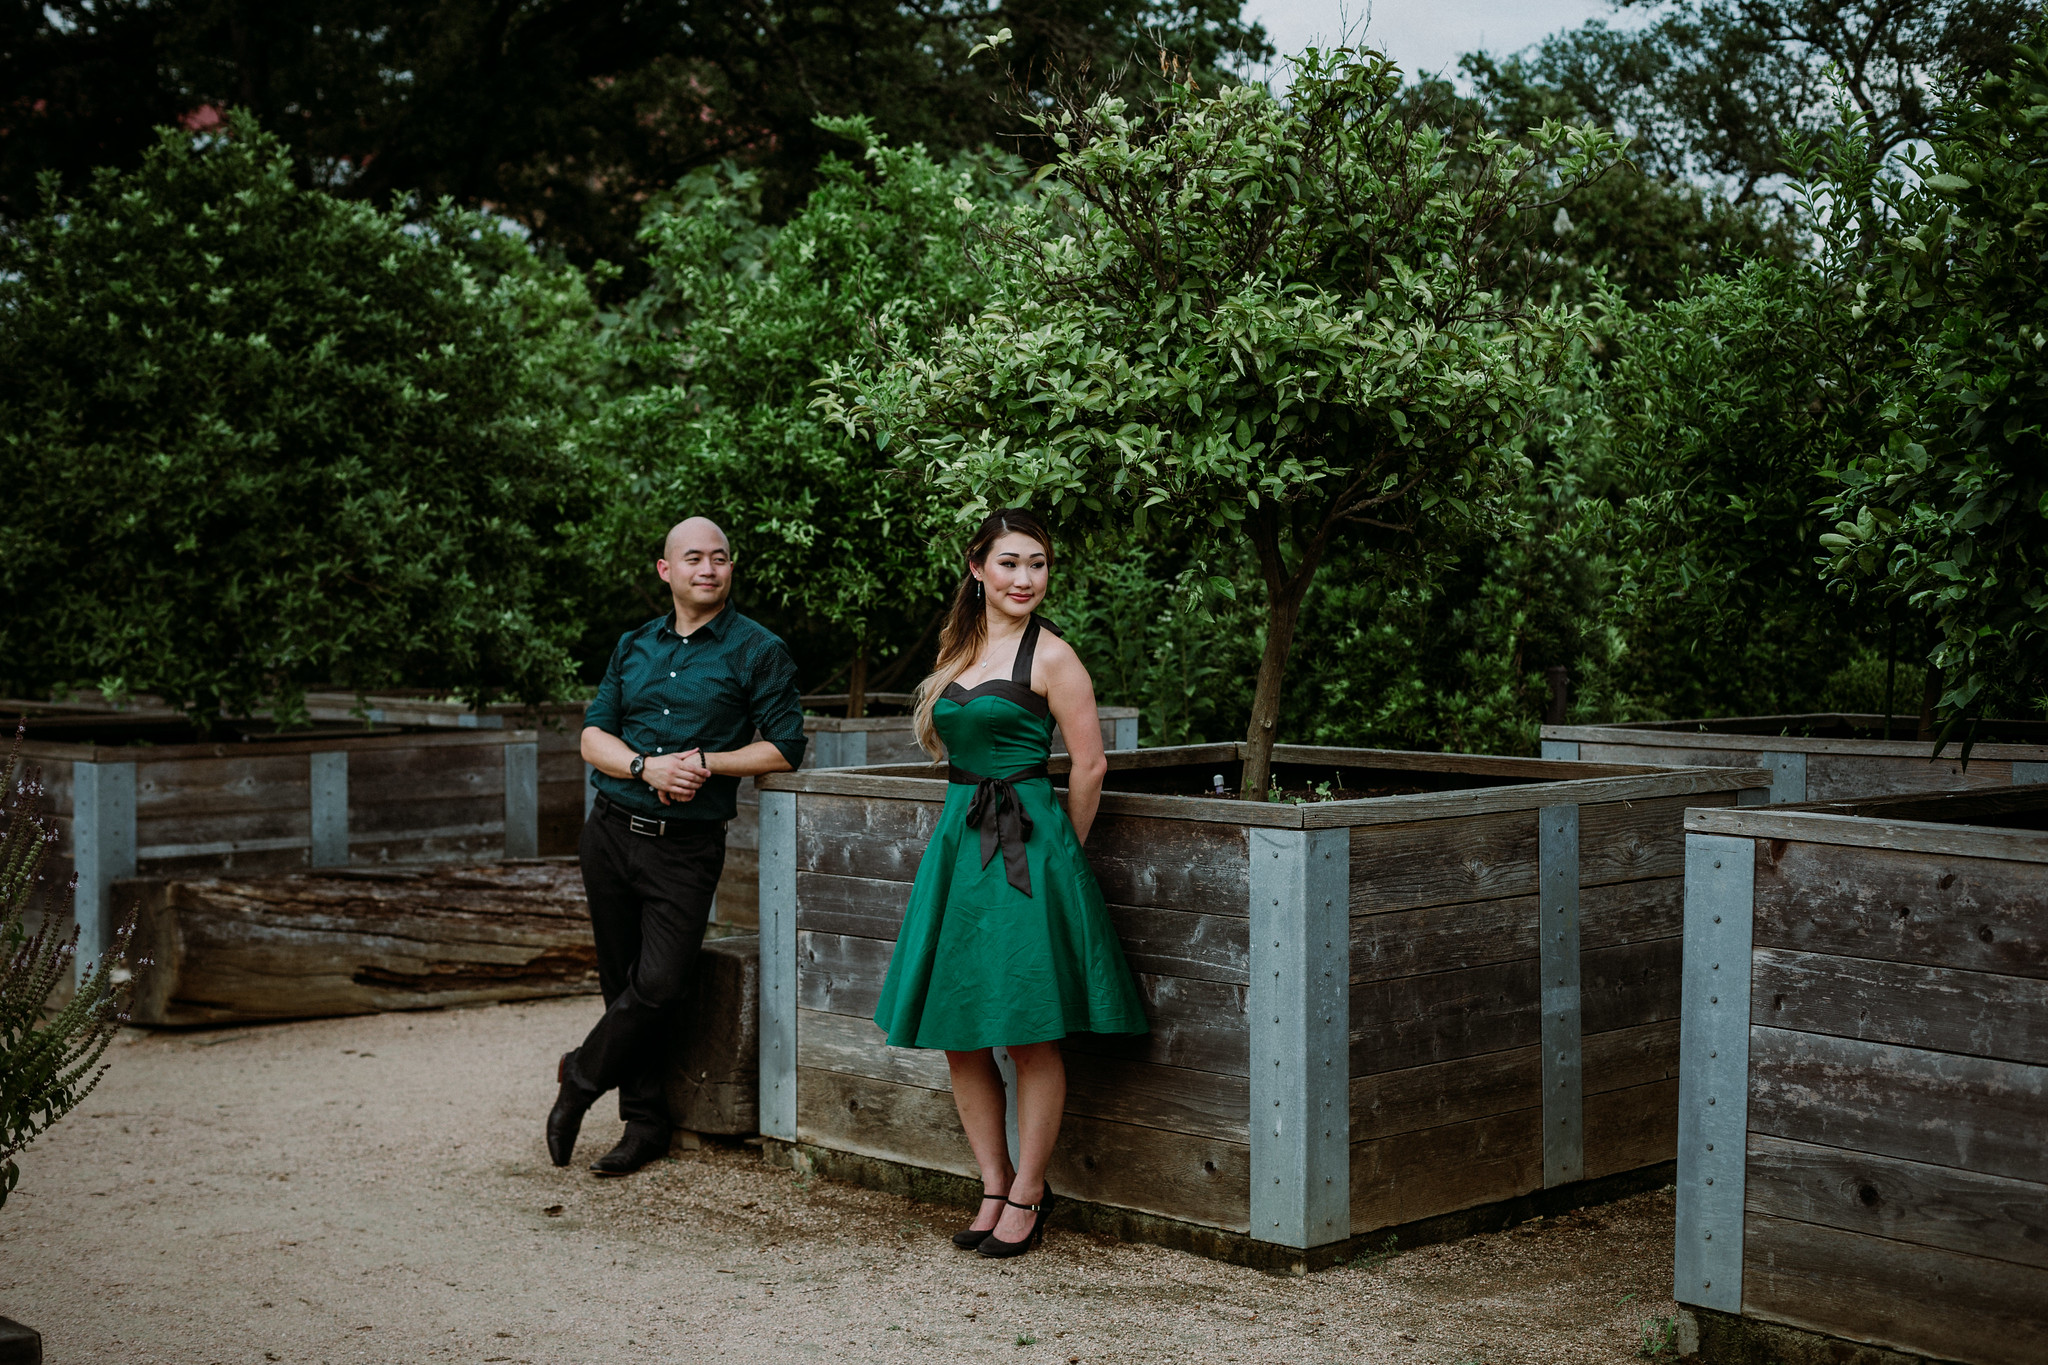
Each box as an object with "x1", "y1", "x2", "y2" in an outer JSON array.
[{"x1": 0, "y1": 116, "x2": 604, "y2": 720}]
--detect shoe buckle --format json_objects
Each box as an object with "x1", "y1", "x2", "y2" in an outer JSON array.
[{"x1": 627, "y1": 814, "x2": 666, "y2": 837}]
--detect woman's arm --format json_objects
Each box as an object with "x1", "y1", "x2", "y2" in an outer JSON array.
[{"x1": 1040, "y1": 635, "x2": 1108, "y2": 844}]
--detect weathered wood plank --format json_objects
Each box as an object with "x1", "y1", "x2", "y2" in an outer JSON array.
[
  {"x1": 795, "y1": 1007, "x2": 1250, "y2": 1142},
  {"x1": 1687, "y1": 807, "x2": 2048, "y2": 865},
  {"x1": 1350, "y1": 808, "x2": 1538, "y2": 913},
  {"x1": 795, "y1": 872, "x2": 911, "y2": 939},
  {"x1": 1084, "y1": 814, "x2": 1251, "y2": 914},
  {"x1": 1746, "y1": 1133, "x2": 2048, "y2": 1273},
  {"x1": 795, "y1": 792, "x2": 945, "y2": 882},
  {"x1": 1752, "y1": 840, "x2": 2048, "y2": 980},
  {"x1": 795, "y1": 930, "x2": 1249, "y2": 1075},
  {"x1": 795, "y1": 1067, "x2": 1251, "y2": 1230},
  {"x1": 135, "y1": 806, "x2": 311, "y2": 852},
  {"x1": 1748, "y1": 1026, "x2": 2048, "y2": 1183},
  {"x1": 1582, "y1": 1077, "x2": 1678, "y2": 1179},
  {"x1": 713, "y1": 845, "x2": 760, "y2": 928},
  {"x1": 1742, "y1": 1211, "x2": 2048, "y2": 1365},
  {"x1": 797, "y1": 1007, "x2": 949, "y2": 1089},
  {"x1": 1061, "y1": 975, "x2": 1250, "y2": 1077},
  {"x1": 791, "y1": 873, "x2": 1249, "y2": 985},
  {"x1": 1350, "y1": 878, "x2": 1682, "y2": 981},
  {"x1": 1350, "y1": 1107, "x2": 1542, "y2": 1232},
  {"x1": 117, "y1": 863, "x2": 599, "y2": 1026},
  {"x1": 1753, "y1": 948, "x2": 2048, "y2": 1066},
  {"x1": 1552, "y1": 718, "x2": 2048, "y2": 764},
  {"x1": 133, "y1": 754, "x2": 311, "y2": 817},
  {"x1": 1350, "y1": 938, "x2": 1676, "y2": 1076},
  {"x1": 1301, "y1": 767, "x2": 1767, "y2": 829},
  {"x1": 1580, "y1": 793, "x2": 1733, "y2": 886},
  {"x1": 1348, "y1": 1020, "x2": 1678, "y2": 1141}
]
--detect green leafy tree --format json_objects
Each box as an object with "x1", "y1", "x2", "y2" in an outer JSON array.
[
  {"x1": 587, "y1": 124, "x2": 1007, "y2": 710},
  {"x1": 1, "y1": 0, "x2": 1269, "y2": 272},
  {"x1": 0, "y1": 115, "x2": 603, "y2": 721},
  {"x1": 1566, "y1": 260, "x2": 1880, "y2": 718},
  {"x1": 833, "y1": 48, "x2": 1626, "y2": 793},
  {"x1": 1, "y1": 734, "x2": 140, "y2": 1210},
  {"x1": 1472, "y1": 1, "x2": 2032, "y2": 200},
  {"x1": 1819, "y1": 35, "x2": 2048, "y2": 727}
]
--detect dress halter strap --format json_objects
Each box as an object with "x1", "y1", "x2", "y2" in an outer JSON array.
[{"x1": 1012, "y1": 615, "x2": 1043, "y2": 688}]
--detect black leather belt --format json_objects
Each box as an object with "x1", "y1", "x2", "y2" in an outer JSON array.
[
  {"x1": 593, "y1": 793, "x2": 717, "y2": 839},
  {"x1": 948, "y1": 762, "x2": 1048, "y2": 897}
]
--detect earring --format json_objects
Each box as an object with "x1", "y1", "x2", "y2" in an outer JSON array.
[{"x1": 975, "y1": 579, "x2": 984, "y2": 600}]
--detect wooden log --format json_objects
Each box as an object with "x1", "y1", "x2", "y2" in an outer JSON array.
[
  {"x1": 1752, "y1": 948, "x2": 2048, "y2": 1066},
  {"x1": 663, "y1": 934, "x2": 759, "y2": 1136},
  {"x1": 1753, "y1": 839, "x2": 2048, "y2": 979},
  {"x1": 1746, "y1": 1132, "x2": 2048, "y2": 1273},
  {"x1": 1742, "y1": 1211, "x2": 2048, "y2": 1365},
  {"x1": 118, "y1": 863, "x2": 599, "y2": 1026},
  {"x1": 1748, "y1": 1026, "x2": 2048, "y2": 1184}
]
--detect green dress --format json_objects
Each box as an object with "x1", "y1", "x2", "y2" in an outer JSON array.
[{"x1": 873, "y1": 616, "x2": 1151, "y2": 1051}]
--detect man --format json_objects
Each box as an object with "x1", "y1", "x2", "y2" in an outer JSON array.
[{"x1": 548, "y1": 516, "x2": 808, "y2": 1176}]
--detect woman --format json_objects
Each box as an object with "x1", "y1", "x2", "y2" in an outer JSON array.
[{"x1": 872, "y1": 508, "x2": 1149, "y2": 1259}]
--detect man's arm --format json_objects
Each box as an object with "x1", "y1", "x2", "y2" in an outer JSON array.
[
  {"x1": 701, "y1": 740, "x2": 793, "y2": 777},
  {"x1": 582, "y1": 726, "x2": 711, "y2": 805}
]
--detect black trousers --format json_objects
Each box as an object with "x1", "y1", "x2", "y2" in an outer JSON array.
[{"x1": 567, "y1": 807, "x2": 727, "y2": 1134}]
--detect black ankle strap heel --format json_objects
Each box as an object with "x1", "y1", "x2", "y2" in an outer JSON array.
[
  {"x1": 951, "y1": 1192, "x2": 1009, "y2": 1250},
  {"x1": 977, "y1": 1185, "x2": 1055, "y2": 1259}
]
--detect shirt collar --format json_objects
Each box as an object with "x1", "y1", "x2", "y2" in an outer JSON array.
[{"x1": 662, "y1": 603, "x2": 732, "y2": 642}]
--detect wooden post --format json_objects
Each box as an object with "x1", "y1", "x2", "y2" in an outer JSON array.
[
  {"x1": 504, "y1": 741, "x2": 539, "y2": 858},
  {"x1": 1675, "y1": 832, "x2": 1755, "y2": 1313},
  {"x1": 70, "y1": 759, "x2": 136, "y2": 980},
  {"x1": 758, "y1": 788, "x2": 798, "y2": 1141},
  {"x1": 1248, "y1": 825, "x2": 1350, "y2": 1249},
  {"x1": 1539, "y1": 803, "x2": 1583, "y2": 1188}
]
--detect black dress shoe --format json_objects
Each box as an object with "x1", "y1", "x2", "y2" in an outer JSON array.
[
  {"x1": 590, "y1": 1127, "x2": 669, "y2": 1178},
  {"x1": 546, "y1": 1052, "x2": 598, "y2": 1168}
]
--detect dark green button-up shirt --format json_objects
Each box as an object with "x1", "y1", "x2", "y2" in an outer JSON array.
[{"x1": 584, "y1": 606, "x2": 808, "y2": 823}]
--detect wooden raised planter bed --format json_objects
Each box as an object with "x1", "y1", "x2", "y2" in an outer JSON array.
[
  {"x1": 305, "y1": 692, "x2": 593, "y2": 856},
  {"x1": 755, "y1": 743, "x2": 1770, "y2": 1268},
  {"x1": 20, "y1": 712, "x2": 540, "y2": 976},
  {"x1": 1542, "y1": 713, "x2": 2048, "y2": 803},
  {"x1": 1677, "y1": 785, "x2": 2048, "y2": 1365},
  {"x1": 716, "y1": 695, "x2": 1139, "y2": 930}
]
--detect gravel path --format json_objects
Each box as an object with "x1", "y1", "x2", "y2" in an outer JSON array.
[{"x1": 0, "y1": 997, "x2": 1683, "y2": 1363}]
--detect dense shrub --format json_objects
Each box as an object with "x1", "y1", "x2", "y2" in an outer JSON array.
[{"x1": 0, "y1": 115, "x2": 603, "y2": 720}]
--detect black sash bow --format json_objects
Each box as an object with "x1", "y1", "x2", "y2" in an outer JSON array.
[{"x1": 950, "y1": 762, "x2": 1049, "y2": 897}]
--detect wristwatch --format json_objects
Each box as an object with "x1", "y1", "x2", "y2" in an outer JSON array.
[{"x1": 630, "y1": 754, "x2": 646, "y2": 781}]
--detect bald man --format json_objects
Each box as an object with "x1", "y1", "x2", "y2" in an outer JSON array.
[{"x1": 549, "y1": 517, "x2": 808, "y2": 1176}]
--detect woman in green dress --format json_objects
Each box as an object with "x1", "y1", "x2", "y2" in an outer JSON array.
[{"x1": 873, "y1": 508, "x2": 1150, "y2": 1259}]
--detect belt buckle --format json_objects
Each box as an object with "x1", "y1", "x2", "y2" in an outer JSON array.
[{"x1": 627, "y1": 814, "x2": 665, "y2": 837}]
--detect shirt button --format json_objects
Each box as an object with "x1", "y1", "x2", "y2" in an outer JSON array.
[
  {"x1": 670, "y1": 671, "x2": 677, "y2": 678},
  {"x1": 664, "y1": 708, "x2": 670, "y2": 715}
]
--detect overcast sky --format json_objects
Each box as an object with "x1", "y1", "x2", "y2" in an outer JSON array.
[{"x1": 1241, "y1": 0, "x2": 1635, "y2": 84}]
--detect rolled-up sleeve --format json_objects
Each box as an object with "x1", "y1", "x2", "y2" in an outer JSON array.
[
  {"x1": 749, "y1": 636, "x2": 809, "y2": 770},
  {"x1": 583, "y1": 633, "x2": 631, "y2": 736}
]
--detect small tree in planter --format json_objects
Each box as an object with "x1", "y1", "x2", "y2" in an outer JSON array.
[
  {"x1": 1, "y1": 733, "x2": 139, "y2": 1208},
  {"x1": 832, "y1": 48, "x2": 1625, "y2": 793}
]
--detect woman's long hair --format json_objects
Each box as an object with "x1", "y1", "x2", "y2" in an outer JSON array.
[{"x1": 912, "y1": 508, "x2": 1055, "y2": 758}]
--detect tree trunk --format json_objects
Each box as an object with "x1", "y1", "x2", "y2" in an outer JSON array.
[
  {"x1": 1917, "y1": 663, "x2": 1944, "y2": 741},
  {"x1": 1240, "y1": 588, "x2": 1305, "y2": 801},
  {"x1": 846, "y1": 643, "x2": 868, "y2": 719}
]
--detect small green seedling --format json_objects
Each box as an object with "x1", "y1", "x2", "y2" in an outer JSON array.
[{"x1": 1637, "y1": 1315, "x2": 1680, "y2": 1359}]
